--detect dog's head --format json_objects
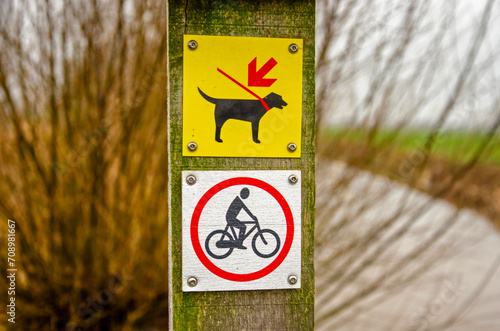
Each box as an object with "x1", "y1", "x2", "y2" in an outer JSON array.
[{"x1": 263, "y1": 93, "x2": 287, "y2": 110}]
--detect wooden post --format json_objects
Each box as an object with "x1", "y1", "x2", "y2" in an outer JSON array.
[{"x1": 168, "y1": 1, "x2": 315, "y2": 329}]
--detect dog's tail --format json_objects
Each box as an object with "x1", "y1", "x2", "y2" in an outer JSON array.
[{"x1": 198, "y1": 88, "x2": 218, "y2": 104}]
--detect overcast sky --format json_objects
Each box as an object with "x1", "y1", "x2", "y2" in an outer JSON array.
[{"x1": 317, "y1": 0, "x2": 500, "y2": 130}]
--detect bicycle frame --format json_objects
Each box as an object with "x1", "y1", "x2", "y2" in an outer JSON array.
[
  {"x1": 223, "y1": 219, "x2": 264, "y2": 243},
  {"x1": 207, "y1": 218, "x2": 280, "y2": 259}
]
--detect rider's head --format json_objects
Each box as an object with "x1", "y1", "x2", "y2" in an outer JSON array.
[{"x1": 240, "y1": 187, "x2": 250, "y2": 199}]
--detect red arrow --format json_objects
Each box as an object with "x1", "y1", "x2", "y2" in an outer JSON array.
[{"x1": 248, "y1": 57, "x2": 277, "y2": 87}]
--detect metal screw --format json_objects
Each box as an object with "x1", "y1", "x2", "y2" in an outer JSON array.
[
  {"x1": 288, "y1": 275, "x2": 298, "y2": 285},
  {"x1": 289, "y1": 43, "x2": 299, "y2": 53},
  {"x1": 187, "y1": 142, "x2": 198, "y2": 151},
  {"x1": 288, "y1": 174, "x2": 298, "y2": 184},
  {"x1": 188, "y1": 40, "x2": 198, "y2": 50},
  {"x1": 287, "y1": 142, "x2": 297, "y2": 152},
  {"x1": 186, "y1": 174, "x2": 197, "y2": 185},
  {"x1": 187, "y1": 277, "x2": 198, "y2": 287}
]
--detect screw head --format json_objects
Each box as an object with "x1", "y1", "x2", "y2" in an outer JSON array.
[
  {"x1": 186, "y1": 174, "x2": 197, "y2": 185},
  {"x1": 187, "y1": 277, "x2": 198, "y2": 287},
  {"x1": 289, "y1": 43, "x2": 299, "y2": 53},
  {"x1": 187, "y1": 142, "x2": 198, "y2": 151},
  {"x1": 288, "y1": 174, "x2": 298, "y2": 184},
  {"x1": 188, "y1": 40, "x2": 198, "y2": 50},
  {"x1": 288, "y1": 275, "x2": 298, "y2": 285},
  {"x1": 287, "y1": 143, "x2": 297, "y2": 152}
]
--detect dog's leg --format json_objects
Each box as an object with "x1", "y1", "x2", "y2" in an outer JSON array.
[
  {"x1": 215, "y1": 125, "x2": 223, "y2": 142},
  {"x1": 251, "y1": 121, "x2": 261, "y2": 143},
  {"x1": 215, "y1": 117, "x2": 225, "y2": 142}
]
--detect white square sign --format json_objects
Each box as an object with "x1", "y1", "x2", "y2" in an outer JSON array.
[{"x1": 182, "y1": 170, "x2": 301, "y2": 292}]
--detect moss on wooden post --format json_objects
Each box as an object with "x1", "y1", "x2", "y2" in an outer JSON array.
[{"x1": 168, "y1": 0, "x2": 315, "y2": 329}]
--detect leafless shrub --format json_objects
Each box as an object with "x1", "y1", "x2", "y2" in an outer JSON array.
[{"x1": 0, "y1": 0, "x2": 167, "y2": 329}]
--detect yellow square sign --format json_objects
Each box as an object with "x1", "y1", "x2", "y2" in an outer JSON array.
[{"x1": 183, "y1": 35, "x2": 303, "y2": 158}]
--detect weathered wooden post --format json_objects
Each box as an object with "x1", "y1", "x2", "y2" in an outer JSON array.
[{"x1": 168, "y1": 1, "x2": 315, "y2": 329}]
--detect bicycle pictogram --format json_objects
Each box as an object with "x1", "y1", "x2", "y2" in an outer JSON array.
[{"x1": 205, "y1": 187, "x2": 281, "y2": 259}]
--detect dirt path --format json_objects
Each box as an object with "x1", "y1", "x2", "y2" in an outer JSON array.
[{"x1": 316, "y1": 161, "x2": 500, "y2": 330}]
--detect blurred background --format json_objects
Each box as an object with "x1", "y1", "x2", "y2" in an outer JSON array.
[
  {"x1": 315, "y1": 0, "x2": 500, "y2": 329},
  {"x1": 1, "y1": 0, "x2": 499, "y2": 330}
]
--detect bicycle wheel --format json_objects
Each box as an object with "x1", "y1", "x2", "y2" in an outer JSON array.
[
  {"x1": 252, "y1": 229, "x2": 281, "y2": 258},
  {"x1": 205, "y1": 230, "x2": 234, "y2": 259}
]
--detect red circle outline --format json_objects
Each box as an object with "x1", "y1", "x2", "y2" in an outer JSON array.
[{"x1": 191, "y1": 177, "x2": 294, "y2": 282}]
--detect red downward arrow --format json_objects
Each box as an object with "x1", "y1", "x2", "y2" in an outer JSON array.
[{"x1": 248, "y1": 57, "x2": 277, "y2": 87}]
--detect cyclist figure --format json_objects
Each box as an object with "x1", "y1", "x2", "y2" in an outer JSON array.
[{"x1": 226, "y1": 187, "x2": 257, "y2": 249}]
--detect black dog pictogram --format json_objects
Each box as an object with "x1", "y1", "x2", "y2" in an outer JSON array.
[{"x1": 198, "y1": 88, "x2": 288, "y2": 143}]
